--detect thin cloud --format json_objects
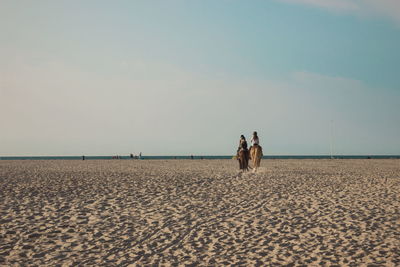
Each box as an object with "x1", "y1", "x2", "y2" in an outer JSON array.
[
  {"x1": 364, "y1": 0, "x2": 400, "y2": 24},
  {"x1": 279, "y1": 0, "x2": 359, "y2": 12},
  {"x1": 278, "y1": 0, "x2": 400, "y2": 26},
  {"x1": 292, "y1": 71, "x2": 365, "y2": 91}
]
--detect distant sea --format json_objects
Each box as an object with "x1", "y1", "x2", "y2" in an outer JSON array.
[{"x1": 1, "y1": 155, "x2": 399, "y2": 160}]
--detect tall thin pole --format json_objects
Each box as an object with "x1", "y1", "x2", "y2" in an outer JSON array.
[{"x1": 330, "y1": 120, "x2": 334, "y2": 159}]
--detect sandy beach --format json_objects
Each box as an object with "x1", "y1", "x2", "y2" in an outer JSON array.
[{"x1": 0, "y1": 159, "x2": 399, "y2": 266}]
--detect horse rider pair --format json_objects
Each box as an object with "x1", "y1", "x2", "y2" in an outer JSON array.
[
  {"x1": 237, "y1": 131, "x2": 263, "y2": 171},
  {"x1": 238, "y1": 131, "x2": 262, "y2": 156}
]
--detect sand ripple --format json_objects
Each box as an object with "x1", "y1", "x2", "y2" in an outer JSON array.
[{"x1": 0, "y1": 159, "x2": 399, "y2": 266}]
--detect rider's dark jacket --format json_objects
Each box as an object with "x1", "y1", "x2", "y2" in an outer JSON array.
[{"x1": 238, "y1": 140, "x2": 248, "y2": 152}]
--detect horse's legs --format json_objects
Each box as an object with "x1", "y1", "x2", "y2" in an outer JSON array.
[{"x1": 239, "y1": 156, "x2": 245, "y2": 171}]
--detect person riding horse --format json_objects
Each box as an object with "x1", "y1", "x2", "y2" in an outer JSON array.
[
  {"x1": 250, "y1": 131, "x2": 262, "y2": 152},
  {"x1": 237, "y1": 135, "x2": 249, "y2": 171},
  {"x1": 238, "y1": 135, "x2": 248, "y2": 153},
  {"x1": 249, "y1": 131, "x2": 263, "y2": 171}
]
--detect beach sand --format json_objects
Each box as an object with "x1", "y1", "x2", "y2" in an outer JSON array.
[{"x1": 0, "y1": 159, "x2": 399, "y2": 266}]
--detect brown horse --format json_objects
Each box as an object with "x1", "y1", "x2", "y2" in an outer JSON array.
[
  {"x1": 249, "y1": 145, "x2": 263, "y2": 172},
  {"x1": 237, "y1": 149, "x2": 249, "y2": 171}
]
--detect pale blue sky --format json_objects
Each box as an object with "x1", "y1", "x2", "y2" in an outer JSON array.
[{"x1": 1, "y1": 0, "x2": 399, "y2": 155}]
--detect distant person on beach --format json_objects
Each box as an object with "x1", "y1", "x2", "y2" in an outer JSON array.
[
  {"x1": 237, "y1": 135, "x2": 249, "y2": 160},
  {"x1": 191, "y1": 155, "x2": 194, "y2": 160},
  {"x1": 250, "y1": 131, "x2": 262, "y2": 152},
  {"x1": 249, "y1": 131, "x2": 263, "y2": 172},
  {"x1": 250, "y1": 131, "x2": 263, "y2": 154},
  {"x1": 237, "y1": 135, "x2": 249, "y2": 170},
  {"x1": 250, "y1": 131, "x2": 259, "y2": 147},
  {"x1": 238, "y1": 135, "x2": 248, "y2": 152}
]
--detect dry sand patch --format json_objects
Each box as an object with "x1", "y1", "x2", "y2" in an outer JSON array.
[{"x1": 0, "y1": 159, "x2": 399, "y2": 266}]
